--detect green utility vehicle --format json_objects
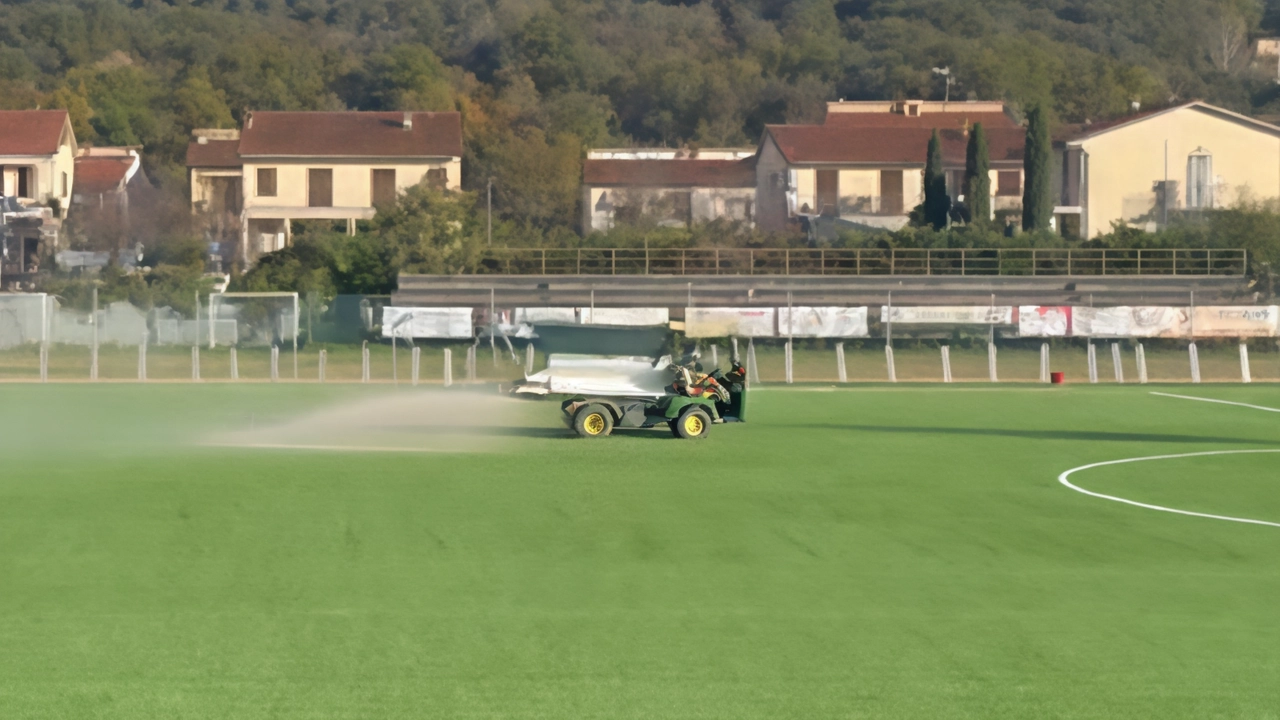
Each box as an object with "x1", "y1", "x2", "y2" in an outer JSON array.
[{"x1": 558, "y1": 360, "x2": 748, "y2": 439}]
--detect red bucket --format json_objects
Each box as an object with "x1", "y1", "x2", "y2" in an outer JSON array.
[{"x1": 1050, "y1": 371, "x2": 1065, "y2": 384}]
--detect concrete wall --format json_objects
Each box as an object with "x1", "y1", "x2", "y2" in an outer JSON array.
[
  {"x1": 241, "y1": 157, "x2": 461, "y2": 212},
  {"x1": 583, "y1": 186, "x2": 754, "y2": 231},
  {"x1": 754, "y1": 137, "x2": 791, "y2": 231},
  {"x1": 1075, "y1": 106, "x2": 1280, "y2": 237}
]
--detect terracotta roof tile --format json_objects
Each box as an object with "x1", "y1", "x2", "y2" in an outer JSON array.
[
  {"x1": 73, "y1": 155, "x2": 135, "y2": 195},
  {"x1": 0, "y1": 110, "x2": 70, "y2": 156},
  {"x1": 766, "y1": 123, "x2": 1024, "y2": 166},
  {"x1": 583, "y1": 158, "x2": 756, "y2": 187},
  {"x1": 237, "y1": 111, "x2": 462, "y2": 158},
  {"x1": 186, "y1": 139, "x2": 242, "y2": 168}
]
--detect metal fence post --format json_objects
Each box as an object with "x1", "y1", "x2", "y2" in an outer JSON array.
[
  {"x1": 443, "y1": 348, "x2": 453, "y2": 387},
  {"x1": 230, "y1": 347, "x2": 238, "y2": 380},
  {"x1": 1239, "y1": 340, "x2": 1252, "y2": 383},
  {"x1": 319, "y1": 349, "x2": 326, "y2": 382},
  {"x1": 270, "y1": 345, "x2": 279, "y2": 382},
  {"x1": 138, "y1": 331, "x2": 148, "y2": 382},
  {"x1": 940, "y1": 345, "x2": 952, "y2": 383},
  {"x1": 411, "y1": 346, "x2": 421, "y2": 385},
  {"x1": 1136, "y1": 343, "x2": 1148, "y2": 384},
  {"x1": 1111, "y1": 342, "x2": 1124, "y2": 383},
  {"x1": 835, "y1": 342, "x2": 847, "y2": 382},
  {"x1": 39, "y1": 343, "x2": 48, "y2": 383},
  {"x1": 192, "y1": 345, "x2": 200, "y2": 381}
]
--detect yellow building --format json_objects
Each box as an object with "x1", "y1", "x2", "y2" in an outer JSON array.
[
  {"x1": 1057, "y1": 101, "x2": 1280, "y2": 238},
  {"x1": 0, "y1": 110, "x2": 76, "y2": 216},
  {"x1": 187, "y1": 111, "x2": 462, "y2": 266}
]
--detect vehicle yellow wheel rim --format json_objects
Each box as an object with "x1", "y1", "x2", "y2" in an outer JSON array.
[
  {"x1": 584, "y1": 413, "x2": 606, "y2": 435},
  {"x1": 683, "y1": 414, "x2": 704, "y2": 435}
]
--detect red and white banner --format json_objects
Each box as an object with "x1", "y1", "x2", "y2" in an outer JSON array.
[{"x1": 1018, "y1": 306, "x2": 1072, "y2": 337}]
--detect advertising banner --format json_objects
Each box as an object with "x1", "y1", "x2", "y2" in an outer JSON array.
[
  {"x1": 1070, "y1": 306, "x2": 1191, "y2": 338},
  {"x1": 1018, "y1": 306, "x2": 1072, "y2": 337},
  {"x1": 778, "y1": 306, "x2": 869, "y2": 338},
  {"x1": 513, "y1": 307, "x2": 669, "y2": 326},
  {"x1": 881, "y1": 306, "x2": 1014, "y2": 324},
  {"x1": 381, "y1": 307, "x2": 474, "y2": 339},
  {"x1": 684, "y1": 307, "x2": 777, "y2": 338},
  {"x1": 1191, "y1": 306, "x2": 1280, "y2": 337}
]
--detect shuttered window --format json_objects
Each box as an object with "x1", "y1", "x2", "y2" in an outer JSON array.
[
  {"x1": 256, "y1": 168, "x2": 277, "y2": 197},
  {"x1": 371, "y1": 169, "x2": 396, "y2": 206},
  {"x1": 308, "y1": 168, "x2": 333, "y2": 207},
  {"x1": 426, "y1": 168, "x2": 448, "y2": 189},
  {"x1": 996, "y1": 171, "x2": 1020, "y2": 196}
]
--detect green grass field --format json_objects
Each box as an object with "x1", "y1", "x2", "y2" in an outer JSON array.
[{"x1": 2, "y1": 383, "x2": 1279, "y2": 718}]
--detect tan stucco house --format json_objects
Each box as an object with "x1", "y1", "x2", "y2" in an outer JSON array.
[
  {"x1": 755, "y1": 100, "x2": 1025, "y2": 231},
  {"x1": 186, "y1": 111, "x2": 463, "y2": 265},
  {"x1": 582, "y1": 149, "x2": 756, "y2": 232},
  {"x1": 0, "y1": 110, "x2": 77, "y2": 218},
  {"x1": 1057, "y1": 101, "x2": 1280, "y2": 238}
]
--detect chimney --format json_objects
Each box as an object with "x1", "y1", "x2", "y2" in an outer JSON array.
[
  {"x1": 403, "y1": 112, "x2": 413, "y2": 131},
  {"x1": 245, "y1": 111, "x2": 253, "y2": 129}
]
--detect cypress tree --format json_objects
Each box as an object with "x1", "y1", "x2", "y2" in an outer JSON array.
[
  {"x1": 923, "y1": 129, "x2": 949, "y2": 230},
  {"x1": 964, "y1": 122, "x2": 990, "y2": 224},
  {"x1": 1022, "y1": 104, "x2": 1053, "y2": 231}
]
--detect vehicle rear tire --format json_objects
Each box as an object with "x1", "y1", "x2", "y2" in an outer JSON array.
[
  {"x1": 674, "y1": 407, "x2": 711, "y2": 439},
  {"x1": 667, "y1": 419, "x2": 681, "y2": 438},
  {"x1": 573, "y1": 404, "x2": 614, "y2": 438}
]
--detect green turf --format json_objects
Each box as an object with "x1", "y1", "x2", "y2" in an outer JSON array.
[{"x1": 1, "y1": 383, "x2": 1279, "y2": 718}]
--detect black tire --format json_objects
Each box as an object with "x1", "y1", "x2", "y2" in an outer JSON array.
[
  {"x1": 668, "y1": 419, "x2": 681, "y2": 438},
  {"x1": 573, "y1": 404, "x2": 614, "y2": 438},
  {"x1": 674, "y1": 407, "x2": 711, "y2": 439}
]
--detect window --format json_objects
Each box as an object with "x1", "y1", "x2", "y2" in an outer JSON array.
[
  {"x1": 1187, "y1": 152, "x2": 1213, "y2": 209},
  {"x1": 371, "y1": 169, "x2": 396, "y2": 206},
  {"x1": 308, "y1": 168, "x2": 333, "y2": 207},
  {"x1": 256, "y1": 168, "x2": 277, "y2": 197},
  {"x1": 426, "y1": 168, "x2": 448, "y2": 189},
  {"x1": 996, "y1": 171, "x2": 1021, "y2": 196},
  {"x1": 61, "y1": 171, "x2": 68, "y2": 198}
]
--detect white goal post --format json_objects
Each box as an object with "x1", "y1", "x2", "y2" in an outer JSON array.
[{"x1": 209, "y1": 291, "x2": 300, "y2": 379}]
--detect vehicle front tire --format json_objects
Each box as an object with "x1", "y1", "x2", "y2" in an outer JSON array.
[
  {"x1": 573, "y1": 404, "x2": 614, "y2": 438},
  {"x1": 674, "y1": 407, "x2": 711, "y2": 439}
]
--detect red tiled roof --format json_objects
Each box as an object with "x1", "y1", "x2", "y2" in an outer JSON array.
[
  {"x1": 186, "y1": 139, "x2": 242, "y2": 168},
  {"x1": 765, "y1": 124, "x2": 1024, "y2": 166},
  {"x1": 583, "y1": 158, "x2": 756, "y2": 187},
  {"x1": 0, "y1": 110, "x2": 70, "y2": 156},
  {"x1": 73, "y1": 155, "x2": 135, "y2": 195},
  {"x1": 237, "y1": 111, "x2": 462, "y2": 158},
  {"x1": 822, "y1": 111, "x2": 1018, "y2": 130}
]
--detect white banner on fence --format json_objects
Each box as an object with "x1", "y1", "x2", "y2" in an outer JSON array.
[
  {"x1": 881, "y1": 306, "x2": 1013, "y2": 324},
  {"x1": 1191, "y1": 306, "x2": 1280, "y2": 337},
  {"x1": 1018, "y1": 306, "x2": 1072, "y2": 337},
  {"x1": 685, "y1": 307, "x2": 777, "y2": 338},
  {"x1": 381, "y1": 307, "x2": 474, "y2": 339},
  {"x1": 778, "y1": 307, "x2": 869, "y2": 338},
  {"x1": 513, "y1": 307, "x2": 669, "y2": 326},
  {"x1": 1071, "y1": 306, "x2": 1190, "y2": 338}
]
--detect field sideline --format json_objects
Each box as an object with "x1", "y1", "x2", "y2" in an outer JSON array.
[{"x1": 1, "y1": 384, "x2": 1278, "y2": 718}]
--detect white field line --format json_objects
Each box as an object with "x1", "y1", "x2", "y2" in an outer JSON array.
[
  {"x1": 1057, "y1": 449, "x2": 1280, "y2": 528},
  {"x1": 202, "y1": 442, "x2": 451, "y2": 453},
  {"x1": 1150, "y1": 391, "x2": 1280, "y2": 413}
]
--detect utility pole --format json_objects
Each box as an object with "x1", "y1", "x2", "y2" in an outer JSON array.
[
  {"x1": 486, "y1": 178, "x2": 493, "y2": 246},
  {"x1": 932, "y1": 66, "x2": 952, "y2": 103}
]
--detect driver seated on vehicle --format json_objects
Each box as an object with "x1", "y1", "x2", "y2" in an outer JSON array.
[{"x1": 670, "y1": 362, "x2": 730, "y2": 403}]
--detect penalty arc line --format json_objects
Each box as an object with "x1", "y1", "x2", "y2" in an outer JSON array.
[
  {"x1": 1057, "y1": 449, "x2": 1280, "y2": 528},
  {"x1": 1150, "y1": 391, "x2": 1280, "y2": 413}
]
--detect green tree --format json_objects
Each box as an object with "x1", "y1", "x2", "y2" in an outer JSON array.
[
  {"x1": 1022, "y1": 104, "x2": 1053, "y2": 231},
  {"x1": 964, "y1": 122, "x2": 991, "y2": 225},
  {"x1": 172, "y1": 68, "x2": 234, "y2": 130},
  {"x1": 923, "y1": 129, "x2": 950, "y2": 230}
]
